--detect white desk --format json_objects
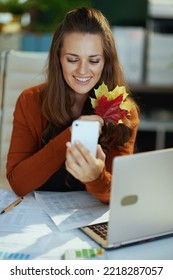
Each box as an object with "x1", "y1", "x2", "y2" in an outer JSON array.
[
  {"x1": 1, "y1": 224, "x2": 173, "y2": 260},
  {"x1": 0, "y1": 189, "x2": 173, "y2": 260}
]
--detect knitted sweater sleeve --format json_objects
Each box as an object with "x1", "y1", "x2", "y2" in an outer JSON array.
[{"x1": 6, "y1": 88, "x2": 71, "y2": 196}]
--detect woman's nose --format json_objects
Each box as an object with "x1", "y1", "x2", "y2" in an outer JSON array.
[{"x1": 77, "y1": 60, "x2": 88, "y2": 74}]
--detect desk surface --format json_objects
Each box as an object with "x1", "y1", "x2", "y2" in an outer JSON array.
[
  {"x1": 1, "y1": 225, "x2": 173, "y2": 260},
  {"x1": 0, "y1": 188, "x2": 173, "y2": 260}
]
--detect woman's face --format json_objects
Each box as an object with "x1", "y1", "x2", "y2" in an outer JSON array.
[{"x1": 60, "y1": 32, "x2": 105, "y2": 96}]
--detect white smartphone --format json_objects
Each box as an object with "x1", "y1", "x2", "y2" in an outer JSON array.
[{"x1": 71, "y1": 120, "x2": 100, "y2": 156}]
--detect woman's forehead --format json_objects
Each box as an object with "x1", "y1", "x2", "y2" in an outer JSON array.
[{"x1": 61, "y1": 32, "x2": 104, "y2": 55}]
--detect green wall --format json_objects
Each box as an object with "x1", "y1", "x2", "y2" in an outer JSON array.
[{"x1": 91, "y1": 0, "x2": 148, "y2": 26}]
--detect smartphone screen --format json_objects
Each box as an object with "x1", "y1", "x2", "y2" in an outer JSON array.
[{"x1": 71, "y1": 120, "x2": 100, "y2": 156}]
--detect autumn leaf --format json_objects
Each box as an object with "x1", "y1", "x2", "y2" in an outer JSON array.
[
  {"x1": 91, "y1": 82, "x2": 133, "y2": 124},
  {"x1": 95, "y1": 95, "x2": 128, "y2": 123}
]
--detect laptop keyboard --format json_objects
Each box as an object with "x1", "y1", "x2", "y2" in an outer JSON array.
[{"x1": 88, "y1": 222, "x2": 108, "y2": 240}]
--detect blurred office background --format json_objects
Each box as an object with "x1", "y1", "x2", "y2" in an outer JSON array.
[{"x1": 0, "y1": 0, "x2": 173, "y2": 152}]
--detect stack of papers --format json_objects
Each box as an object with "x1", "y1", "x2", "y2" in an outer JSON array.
[
  {"x1": 0, "y1": 189, "x2": 109, "y2": 259},
  {"x1": 35, "y1": 191, "x2": 109, "y2": 231}
]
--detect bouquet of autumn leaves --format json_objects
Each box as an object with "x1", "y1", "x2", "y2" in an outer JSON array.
[{"x1": 90, "y1": 82, "x2": 134, "y2": 125}]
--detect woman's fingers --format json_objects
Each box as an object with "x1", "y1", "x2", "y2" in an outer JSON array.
[{"x1": 65, "y1": 142, "x2": 105, "y2": 182}]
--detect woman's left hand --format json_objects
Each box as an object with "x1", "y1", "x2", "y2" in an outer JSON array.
[{"x1": 65, "y1": 141, "x2": 105, "y2": 182}]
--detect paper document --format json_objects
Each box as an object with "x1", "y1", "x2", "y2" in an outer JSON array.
[
  {"x1": 0, "y1": 189, "x2": 107, "y2": 259},
  {"x1": 0, "y1": 189, "x2": 56, "y2": 233},
  {"x1": 0, "y1": 189, "x2": 62, "y2": 259},
  {"x1": 35, "y1": 191, "x2": 109, "y2": 231}
]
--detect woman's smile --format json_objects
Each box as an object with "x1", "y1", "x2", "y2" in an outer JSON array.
[{"x1": 73, "y1": 76, "x2": 92, "y2": 84}]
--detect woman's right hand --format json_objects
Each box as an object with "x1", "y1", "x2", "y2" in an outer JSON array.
[{"x1": 65, "y1": 142, "x2": 105, "y2": 183}]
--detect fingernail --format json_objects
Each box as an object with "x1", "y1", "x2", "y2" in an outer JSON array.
[{"x1": 66, "y1": 142, "x2": 72, "y2": 147}]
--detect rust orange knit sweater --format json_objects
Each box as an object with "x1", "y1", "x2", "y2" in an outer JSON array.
[{"x1": 6, "y1": 84, "x2": 139, "y2": 203}]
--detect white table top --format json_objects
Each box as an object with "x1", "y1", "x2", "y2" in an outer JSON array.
[
  {"x1": 0, "y1": 188, "x2": 173, "y2": 260},
  {"x1": 1, "y1": 226, "x2": 173, "y2": 260}
]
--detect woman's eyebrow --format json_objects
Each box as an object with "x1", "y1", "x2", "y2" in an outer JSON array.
[
  {"x1": 65, "y1": 53, "x2": 78, "y2": 57},
  {"x1": 65, "y1": 53, "x2": 103, "y2": 57}
]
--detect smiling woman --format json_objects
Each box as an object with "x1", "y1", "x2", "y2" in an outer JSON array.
[{"x1": 6, "y1": 7, "x2": 139, "y2": 203}]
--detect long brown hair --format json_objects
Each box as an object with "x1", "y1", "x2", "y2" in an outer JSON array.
[{"x1": 42, "y1": 7, "x2": 137, "y2": 149}]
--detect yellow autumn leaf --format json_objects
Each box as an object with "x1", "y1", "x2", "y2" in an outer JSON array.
[
  {"x1": 118, "y1": 119, "x2": 123, "y2": 124},
  {"x1": 94, "y1": 82, "x2": 109, "y2": 100},
  {"x1": 120, "y1": 98, "x2": 134, "y2": 111},
  {"x1": 105, "y1": 85, "x2": 128, "y2": 101},
  {"x1": 90, "y1": 97, "x2": 98, "y2": 108},
  {"x1": 114, "y1": 86, "x2": 128, "y2": 99}
]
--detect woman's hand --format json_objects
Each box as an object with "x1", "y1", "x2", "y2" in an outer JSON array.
[{"x1": 65, "y1": 141, "x2": 105, "y2": 183}]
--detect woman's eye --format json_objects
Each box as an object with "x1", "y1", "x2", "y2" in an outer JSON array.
[
  {"x1": 66, "y1": 58, "x2": 100, "y2": 64},
  {"x1": 90, "y1": 60, "x2": 100, "y2": 64},
  {"x1": 67, "y1": 59, "x2": 78, "y2": 63}
]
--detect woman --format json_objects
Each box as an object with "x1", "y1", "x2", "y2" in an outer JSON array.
[{"x1": 6, "y1": 7, "x2": 139, "y2": 203}]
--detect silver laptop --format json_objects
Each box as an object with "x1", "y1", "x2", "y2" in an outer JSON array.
[{"x1": 81, "y1": 148, "x2": 173, "y2": 249}]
